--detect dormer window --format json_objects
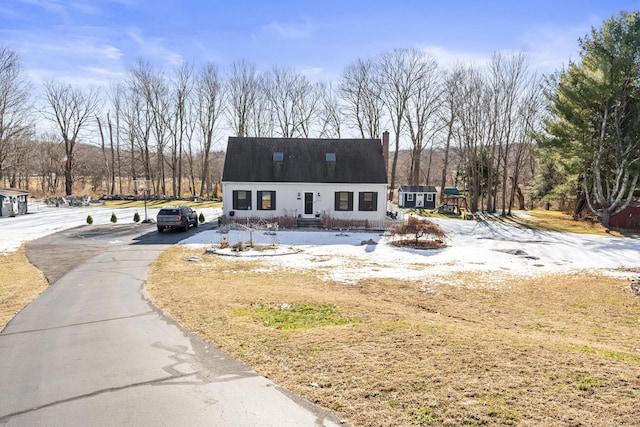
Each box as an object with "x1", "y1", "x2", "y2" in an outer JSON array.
[
  {"x1": 326, "y1": 152, "x2": 336, "y2": 162},
  {"x1": 273, "y1": 151, "x2": 283, "y2": 161}
]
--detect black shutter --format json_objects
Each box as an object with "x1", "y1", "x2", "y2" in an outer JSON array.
[
  {"x1": 271, "y1": 191, "x2": 276, "y2": 210},
  {"x1": 232, "y1": 191, "x2": 238, "y2": 210},
  {"x1": 334, "y1": 192, "x2": 340, "y2": 211},
  {"x1": 372, "y1": 192, "x2": 378, "y2": 210},
  {"x1": 348, "y1": 192, "x2": 353, "y2": 210}
]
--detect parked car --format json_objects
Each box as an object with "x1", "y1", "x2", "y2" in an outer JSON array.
[{"x1": 156, "y1": 205, "x2": 198, "y2": 232}]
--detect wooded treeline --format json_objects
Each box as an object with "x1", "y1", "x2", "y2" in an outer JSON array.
[
  {"x1": 1, "y1": 10, "x2": 639, "y2": 224},
  {"x1": 0, "y1": 48, "x2": 542, "y2": 212}
]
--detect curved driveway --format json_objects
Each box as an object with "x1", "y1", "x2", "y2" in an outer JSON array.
[{"x1": 0, "y1": 223, "x2": 346, "y2": 426}]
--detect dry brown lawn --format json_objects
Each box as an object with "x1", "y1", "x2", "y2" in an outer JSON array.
[
  {"x1": 0, "y1": 248, "x2": 48, "y2": 330},
  {"x1": 147, "y1": 248, "x2": 640, "y2": 426},
  {"x1": 3, "y1": 209, "x2": 639, "y2": 426}
]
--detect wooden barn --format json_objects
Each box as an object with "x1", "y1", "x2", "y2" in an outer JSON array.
[
  {"x1": 0, "y1": 188, "x2": 29, "y2": 217},
  {"x1": 609, "y1": 202, "x2": 640, "y2": 230},
  {"x1": 397, "y1": 185, "x2": 437, "y2": 209}
]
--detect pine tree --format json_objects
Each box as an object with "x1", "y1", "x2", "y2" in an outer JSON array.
[{"x1": 540, "y1": 11, "x2": 640, "y2": 226}]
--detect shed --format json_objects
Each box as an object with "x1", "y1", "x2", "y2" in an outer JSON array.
[
  {"x1": 397, "y1": 185, "x2": 437, "y2": 209},
  {"x1": 609, "y1": 202, "x2": 640, "y2": 230},
  {"x1": 0, "y1": 188, "x2": 29, "y2": 217}
]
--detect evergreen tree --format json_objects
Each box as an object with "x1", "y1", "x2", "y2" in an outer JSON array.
[{"x1": 540, "y1": 11, "x2": 640, "y2": 226}]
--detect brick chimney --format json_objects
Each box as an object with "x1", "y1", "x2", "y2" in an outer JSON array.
[{"x1": 382, "y1": 131, "x2": 390, "y2": 176}]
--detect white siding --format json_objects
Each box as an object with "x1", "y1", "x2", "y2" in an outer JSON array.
[{"x1": 222, "y1": 182, "x2": 387, "y2": 222}]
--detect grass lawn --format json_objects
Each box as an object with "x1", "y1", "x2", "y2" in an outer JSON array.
[
  {"x1": 3, "y1": 209, "x2": 639, "y2": 426},
  {"x1": 146, "y1": 211, "x2": 640, "y2": 426},
  {"x1": 0, "y1": 248, "x2": 48, "y2": 329}
]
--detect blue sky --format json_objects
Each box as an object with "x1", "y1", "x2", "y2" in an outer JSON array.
[{"x1": 1, "y1": 0, "x2": 640, "y2": 87}]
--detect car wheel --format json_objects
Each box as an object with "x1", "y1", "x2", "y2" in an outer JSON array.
[
  {"x1": 183, "y1": 222, "x2": 189, "y2": 232},
  {"x1": 194, "y1": 219, "x2": 198, "y2": 228},
  {"x1": 157, "y1": 226, "x2": 163, "y2": 233}
]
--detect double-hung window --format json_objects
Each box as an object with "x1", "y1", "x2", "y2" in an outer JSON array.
[
  {"x1": 232, "y1": 190, "x2": 251, "y2": 210},
  {"x1": 358, "y1": 192, "x2": 378, "y2": 211},
  {"x1": 334, "y1": 191, "x2": 353, "y2": 211},
  {"x1": 257, "y1": 191, "x2": 276, "y2": 210}
]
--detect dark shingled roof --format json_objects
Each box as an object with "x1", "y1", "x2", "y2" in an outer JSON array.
[
  {"x1": 398, "y1": 185, "x2": 437, "y2": 193},
  {"x1": 222, "y1": 137, "x2": 388, "y2": 184}
]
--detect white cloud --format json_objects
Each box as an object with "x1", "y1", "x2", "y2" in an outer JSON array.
[
  {"x1": 417, "y1": 44, "x2": 493, "y2": 70},
  {"x1": 263, "y1": 19, "x2": 312, "y2": 39},
  {"x1": 127, "y1": 28, "x2": 184, "y2": 67}
]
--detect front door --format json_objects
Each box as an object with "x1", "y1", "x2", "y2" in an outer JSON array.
[
  {"x1": 11, "y1": 197, "x2": 18, "y2": 216},
  {"x1": 416, "y1": 194, "x2": 424, "y2": 207},
  {"x1": 304, "y1": 192, "x2": 314, "y2": 215}
]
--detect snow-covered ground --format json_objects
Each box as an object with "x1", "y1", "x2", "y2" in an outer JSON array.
[
  {"x1": 180, "y1": 215, "x2": 640, "y2": 285},
  {"x1": 2, "y1": 202, "x2": 639, "y2": 285},
  {"x1": 0, "y1": 201, "x2": 221, "y2": 253}
]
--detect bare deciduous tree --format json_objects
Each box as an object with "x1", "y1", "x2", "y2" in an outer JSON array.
[
  {"x1": 317, "y1": 82, "x2": 342, "y2": 138},
  {"x1": 376, "y1": 49, "x2": 428, "y2": 200},
  {"x1": 196, "y1": 63, "x2": 225, "y2": 197},
  {"x1": 339, "y1": 58, "x2": 383, "y2": 139},
  {"x1": 262, "y1": 65, "x2": 319, "y2": 138},
  {"x1": 403, "y1": 54, "x2": 443, "y2": 185},
  {"x1": 226, "y1": 60, "x2": 261, "y2": 137},
  {"x1": 0, "y1": 46, "x2": 32, "y2": 185},
  {"x1": 42, "y1": 80, "x2": 101, "y2": 195},
  {"x1": 439, "y1": 65, "x2": 465, "y2": 203},
  {"x1": 454, "y1": 66, "x2": 491, "y2": 212}
]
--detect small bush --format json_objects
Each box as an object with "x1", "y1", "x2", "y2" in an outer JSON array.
[
  {"x1": 110, "y1": 212, "x2": 118, "y2": 223},
  {"x1": 199, "y1": 212, "x2": 205, "y2": 223},
  {"x1": 133, "y1": 211, "x2": 140, "y2": 223},
  {"x1": 86, "y1": 215, "x2": 93, "y2": 225},
  {"x1": 389, "y1": 217, "x2": 447, "y2": 249}
]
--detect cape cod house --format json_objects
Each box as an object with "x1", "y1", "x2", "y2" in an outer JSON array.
[
  {"x1": 221, "y1": 133, "x2": 389, "y2": 228},
  {"x1": 0, "y1": 188, "x2": 29, "y2": 217},
  {"x1": 397, "y1": 185, "x2": 437, "y2": 209}
]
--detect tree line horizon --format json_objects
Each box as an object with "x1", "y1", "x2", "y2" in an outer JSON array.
[{"x1": 1, "y1": 10, "x2": 638, "y2": 226}]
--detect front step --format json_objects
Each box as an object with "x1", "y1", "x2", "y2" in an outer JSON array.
[{"x1": 296, "y1": 217, "x2": 323, "y2": 228}]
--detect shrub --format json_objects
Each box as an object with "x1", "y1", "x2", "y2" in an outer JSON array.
[
  {"x1": 110, "y1": 212, "x2": 117, "y2": 223},
  {"x1": 86, "y1": 215, "x2": 93, "y2": 225},
  {"x1": 199, "y1": 212, "x2": 205, "y2": 223},
  {"x1": 389, "y1": 217, "x2": 447, "y2": 249},
  {"x1": 133, "y1": 211, "x2": 140, "y2": 223}
]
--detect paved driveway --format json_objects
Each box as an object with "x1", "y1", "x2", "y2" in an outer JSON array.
[{"x1": 0, "y1": 223, "x2": 346, "y2": 426}]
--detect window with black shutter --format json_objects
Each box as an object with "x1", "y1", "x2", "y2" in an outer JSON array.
[
  {"x1": 232, "y1": 190, "x2": 251, "y2": 210},
  {"x1": 257, "y1": 191, "x2": 276, "y2": 210},
  {"x1": 358, "y1": 191, "x2": 377, "y2": 211},
  {"x1": 334, "y1": 191, "x2": 353, "y2": 211}
]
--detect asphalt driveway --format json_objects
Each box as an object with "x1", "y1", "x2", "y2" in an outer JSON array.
[{"x1": 0, "y1": 223, "x2": 346, "y2": 426}]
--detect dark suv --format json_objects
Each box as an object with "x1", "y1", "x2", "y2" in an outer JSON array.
[{"x1": 156, "y1": 205, "x2": 198, "y2": 232}]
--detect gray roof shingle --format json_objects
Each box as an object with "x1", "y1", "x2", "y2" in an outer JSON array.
[
  {"x1": 222, "y1": 137, "x2": 388, "y2": 184},
  {"x1": 398, "y1": 185, "x2": 437, "y2": 193}
]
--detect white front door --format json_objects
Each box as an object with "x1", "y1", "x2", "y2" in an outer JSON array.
[{"x1": 416, "y1": 194, "x2": 424, "y2": 207}]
